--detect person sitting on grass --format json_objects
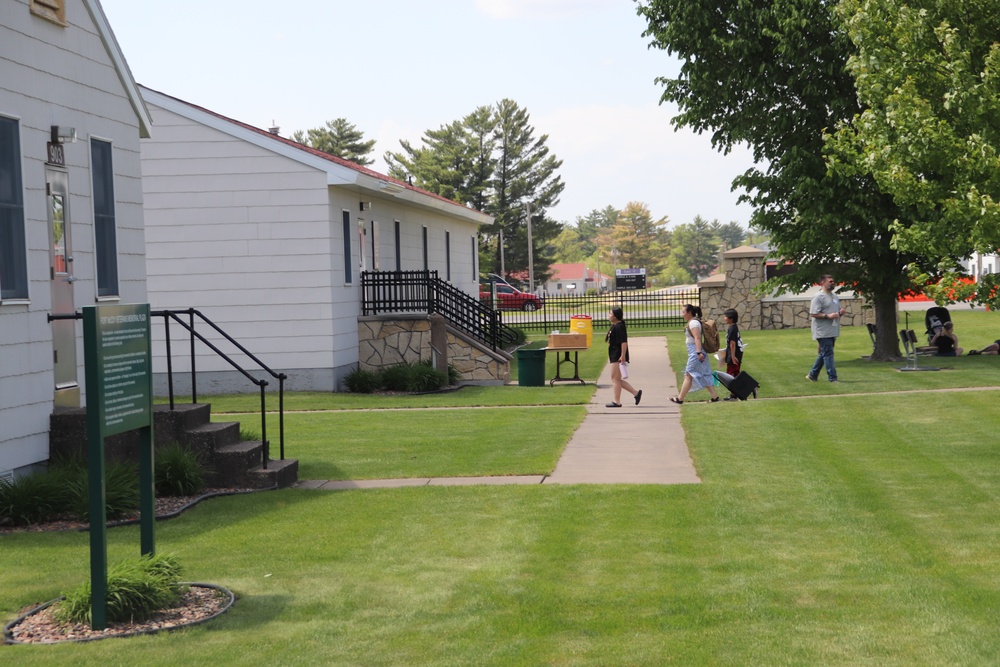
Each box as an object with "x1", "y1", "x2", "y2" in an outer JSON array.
[
  {"x1": 968, "y1": 339, "x2": 1000, "y2": 355},
  {"x1": 930, "y1": 321, "x2": 963, "y2": 357}
]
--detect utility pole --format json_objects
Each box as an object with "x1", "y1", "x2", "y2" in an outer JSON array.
[
  {"x1": 525, "y1": 201, "x2": 534, "y2": 292},
  {"x1": 499, "y1": 229, "x2": 505, "y2": 278}
]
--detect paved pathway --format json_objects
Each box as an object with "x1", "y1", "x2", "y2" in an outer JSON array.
[{"x1": 294, "y1": 336, "x2": 701, "y2": 490}]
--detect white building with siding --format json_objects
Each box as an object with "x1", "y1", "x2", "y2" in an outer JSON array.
[
  {"x1": 139, "y1": 87, "x2": 492, "y2": 393},
  {"x1": 0, "y1": 0, "x2": 152, "y2": 479}
]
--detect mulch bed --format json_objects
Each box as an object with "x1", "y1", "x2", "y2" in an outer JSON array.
[
  {"x1": 2, "y1": 489, "x2": 252, "y2": 644},
  {"x1": 6, "y1": 584, "x2": 232, "y2": 644},
  {"x1": 0, "y1": 488, "x2": 256, "y2": 534}
]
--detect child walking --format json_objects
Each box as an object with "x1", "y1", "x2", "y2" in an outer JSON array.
[{"x1": 722, "y1": 308, "x2": 745, "y2": 401}]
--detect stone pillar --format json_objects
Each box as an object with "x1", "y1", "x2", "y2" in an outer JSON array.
[
  {"x1": 429, "y1": 313, "x2": 448, "y2": 374},
  {"x1": 698, "y1": 246, "x2": 768, "y2": 330}
]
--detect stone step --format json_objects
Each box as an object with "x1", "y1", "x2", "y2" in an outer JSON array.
[{"x1": 247, "y1": 458, "x2": 300, "y2": 489}]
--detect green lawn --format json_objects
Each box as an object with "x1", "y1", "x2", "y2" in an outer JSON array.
[
  {"x1": 669, "y1": 308, "x2": 1000, "y2": 399},
  {"x1": 5, "y1": 311, "x2": 1000, "y2": 664}
]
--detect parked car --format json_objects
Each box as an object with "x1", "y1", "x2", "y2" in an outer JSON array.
[{"x1": 480, "y1": 283, "x2": 544, "y2": 311}]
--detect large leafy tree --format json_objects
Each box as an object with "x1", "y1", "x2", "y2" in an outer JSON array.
[
  {"x1": 551, "y1": 206, "x2": 620, "y2": 265},
  {"x1": 639, "y1": 0, "x2": 923, "y2": 359},
  {"x1": 828, "y1": 0, "x2": 1000, "y2": 308},
  {"x1": 292, "y1": 118, "x2": 376, "y2": 166},
  {"x1": 387, "y1": 100, "x2": 564, "y2": 284}
]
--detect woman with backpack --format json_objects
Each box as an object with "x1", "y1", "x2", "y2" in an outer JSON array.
[{"x1": 670, "y1": 304, "x2": 720, "y2": 404}]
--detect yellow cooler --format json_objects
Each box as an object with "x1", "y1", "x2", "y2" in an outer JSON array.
[{"x1": 569, "y1": 314, "x2": 593, "y2": 348}]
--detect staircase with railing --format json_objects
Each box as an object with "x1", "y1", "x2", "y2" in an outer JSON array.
[
  {"x1": 48, "y1": 308, "x2": 297, "y2": 489},
  {"x1": 361, "y1": 270, "x2": 518, "y2": 349}
]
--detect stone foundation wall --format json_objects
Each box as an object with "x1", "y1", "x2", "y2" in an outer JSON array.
[
  {"x1": 698, "y1": 247, "x2": 874, "y2": 330},
  {"x1": 358, "y1": 315, "x2": 509, "y2": 385}
]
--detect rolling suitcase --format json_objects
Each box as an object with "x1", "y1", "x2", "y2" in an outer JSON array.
[{"x1": 718, "y1": 371, "x2": 759, "y2": 400}]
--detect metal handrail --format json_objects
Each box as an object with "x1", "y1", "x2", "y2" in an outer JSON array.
[
  {"x1": 47, "y1": 308, "x2": 287, "y2": 469},
  {"x1": 152, "y1": 308, "x2": 287, "y2": 469}
]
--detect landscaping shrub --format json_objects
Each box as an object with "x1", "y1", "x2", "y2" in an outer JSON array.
[
  {"x1": 155, "y1": 442, "x2": 206, "y2": 497},
  {"x1": 0, "y1": 471, "x2": 67, "y2": 527},
  {"x1": 56, "y1": 553, "x2": 186, "y2": 625},
  {"x1": 447, "y1": 363, "x2": 461, "y2": 386},
  {"x1": 344, "y1": 367, "x2": 381, "y2": 393},
  {"x1": 68, "y1": 460, "x2": 140, "y2": 522},
  {"x1": 380, "y1": 360, "x2": 450, "y2": 392},
  {"x1": 506, "y1": 328, "x2": 528, "y2": 347},
  {"x1": 379, "y1": 362, "x2": 412, "y2": 391},
  {"x1": 409, "y1": 361, "x2": 449, "y2": 392}
]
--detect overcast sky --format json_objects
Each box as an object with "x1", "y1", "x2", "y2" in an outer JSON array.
[{"x1": 100, "y1": 0, "x2": 757, "y2": 229}]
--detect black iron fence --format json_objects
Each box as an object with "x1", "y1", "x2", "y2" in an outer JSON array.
[
  {"x1": 361, "y1": 270, "x2": 517, "y2": 349},
  {"x1": 492, "y1": 288, "x2": 700, "y2": 333}
]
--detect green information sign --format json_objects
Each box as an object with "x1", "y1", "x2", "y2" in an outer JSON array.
[
  {"x1": 92, "y1": 306, "x2": 152, "y2": 435},
  {"x1": 83, "y1": 304, "x2": 156, "y2": 630}
]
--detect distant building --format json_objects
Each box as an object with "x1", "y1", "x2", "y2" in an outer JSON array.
[
  {"x1": 543, "y1": 263, "x2": 609, "y2": 294},
  {"x1": 961, "y1": 251, "x2": 998, "y2": 280}
]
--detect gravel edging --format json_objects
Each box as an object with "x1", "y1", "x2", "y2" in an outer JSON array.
[{"x1": 3, "y1": 582, "x2": 235, "y2": 644}]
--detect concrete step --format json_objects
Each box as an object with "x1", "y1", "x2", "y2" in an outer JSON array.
[{"x1": 247, "y1": 458, "x2": 299, "y2": 489}]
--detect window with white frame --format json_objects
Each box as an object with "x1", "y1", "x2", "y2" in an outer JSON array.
[
  {"x1": 0, "y1": 116, "x2": 28, "y2": 301},
  {"x1": 342, "y1": 210, "x2": 353, "y2": 283},
  {"x1": 91, "y1": 139, "x2": 119, "y2": 297},
  {"x1": 422, "y1": 226, "x2": 428, "y2": 271},
  {"x1": 470, "y1": 235, "x2": 477, "y2": 281},
  {"x1": 445, "y1": 231, "x2": 451, "y2": 281},
  {"x1": 394, "y1": 220, "x2": 401, "y2": 271}
]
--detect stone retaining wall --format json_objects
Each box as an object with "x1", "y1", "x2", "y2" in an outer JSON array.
[
  {"x1": 698, "y1": 246, "x2": 873, "y2": 330},
  {"x1": 358, "y1": 315, "x2": 509, "y2": 386}
]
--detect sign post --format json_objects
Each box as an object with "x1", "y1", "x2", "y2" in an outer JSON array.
[{"x1": 82, "y1": 304, "x2": 154, "y2": 630}]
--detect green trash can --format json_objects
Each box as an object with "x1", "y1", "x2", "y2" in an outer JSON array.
[{"x1": 517, "y1": 348, "x2": 547, "y2": 387}]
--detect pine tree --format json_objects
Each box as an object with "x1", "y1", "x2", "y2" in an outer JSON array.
[{"x1": 292, "y1": 118, "x2": 376, "y2": 166}]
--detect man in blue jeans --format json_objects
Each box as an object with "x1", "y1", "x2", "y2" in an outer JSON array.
[{"x1": 806, "y1": 274, "x2": 845, "y2": 383}]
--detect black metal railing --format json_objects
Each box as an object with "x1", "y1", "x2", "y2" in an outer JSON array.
[
  {"x1": 362, "y1": 270, "x2": 517, "y2": 349},
  {"x1": 152, "y1": 308, "x2": 287, "y2": 470},
  {"x1": 478, "y1": 287, "x2": 700, "y2": 333}
]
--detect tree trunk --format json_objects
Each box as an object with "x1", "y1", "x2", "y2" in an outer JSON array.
[{"x1": 870, "y1": 292, "x2": 902, "y2": 361}]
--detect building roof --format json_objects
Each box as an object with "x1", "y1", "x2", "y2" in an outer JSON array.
[
  {"x1": 138, "y1": 85, "x2": 493, "y2": 226},
  {"x1": 548, "y1": 263, "x2": 608, "y2": 282},
  {"x1": 87, "y1": 0, "x2": 153, "y2": 137}
]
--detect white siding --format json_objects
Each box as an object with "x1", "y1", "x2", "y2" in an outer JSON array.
[
  {"x1": 142, "y1": 105, "x2": 342, "y2": 389},
  {"x1": 0, "y1": 0, "x2": 147, "y2": 476},
  {"x1": 140, "y1": 93, "x2": 486, "y2": 393}
]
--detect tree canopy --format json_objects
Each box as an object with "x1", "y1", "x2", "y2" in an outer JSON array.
[
  {"x1": 292, "y1": 118, "x2": 376, "y2": 166},
  {"x1": 828, "y1": 0, "x2": 1000, "y2": 307},
  {"x1": 596, "y1": 202, "x2": 670, "y2": 275},
  {"x1": 639, "y1": 0, "x2": 927, "y2": 358}
]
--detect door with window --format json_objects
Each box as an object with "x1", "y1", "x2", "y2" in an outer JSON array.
[{"x1": 47, "y1": 168, "x2": 78, "y2": 407}]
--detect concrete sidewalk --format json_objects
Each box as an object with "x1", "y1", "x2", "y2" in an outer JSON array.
[
  {"x1": 294, "y1": 336, "x2": 700, "y2": 490},
  {"x1": 544, "y1": 336, "x2": 699, "y2": 485}
]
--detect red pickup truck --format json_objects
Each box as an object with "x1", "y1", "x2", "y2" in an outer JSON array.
[{"x1": 480, "y1": 284, "x2": 544, "y2": 311}]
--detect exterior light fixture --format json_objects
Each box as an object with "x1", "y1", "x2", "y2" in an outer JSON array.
[{"x1": 50, "y1": 126, "x2": 77, "y2": 144}]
